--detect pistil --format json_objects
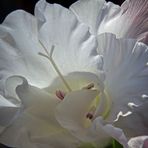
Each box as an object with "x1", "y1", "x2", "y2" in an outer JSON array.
[
  {"x1": 38, "y1": 41, "x2": 72, "y2": 92},
  {"x1": 82, "y1": 83, "x2": 94, "y2": 90},
  {"x1": 38, "y1": 41, "x2": 112, "y2": 122}
]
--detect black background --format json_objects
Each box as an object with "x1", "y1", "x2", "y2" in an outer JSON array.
[
  {"x1": 0, "y1": 0, "x2": 124, "y2": 23},
  {"x1": 0, "y1": 0, "x2": 124, "y2": 148}
]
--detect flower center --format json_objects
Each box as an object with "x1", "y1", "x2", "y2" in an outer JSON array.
[{"x1": 38, "y1": 41, "x2": 112, "y2": 123}]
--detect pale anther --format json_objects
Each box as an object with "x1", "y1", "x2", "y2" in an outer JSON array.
[{"x1": 82, "y1": 83, "x2": 94, "y2": 90}]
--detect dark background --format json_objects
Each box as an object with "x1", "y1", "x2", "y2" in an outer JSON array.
[
  {"x1": 0, "y1": 0, "x2": 124, "y2": 148},
  {"x1": 0, "y1": 0, "x2": 124, "y2": 23}
]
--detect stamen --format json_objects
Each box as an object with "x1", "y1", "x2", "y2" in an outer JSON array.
[
  {"x1": 86, "y1": 106, "x2": 96, "y2": 120},
  {"x1": 38, "y1": 41, "x2": 72, "y2": 92},
  {"x1": 86, "y1": 91, "x2": 111, "y2": 122},
  {"x1": 56, "y1": 90, "x2": 66, "y2": 100},
  {"x1": 82, "y1": 83, "x2": 94, "y2": 90},
  {"x1": 86, "y1": 113, "x2": 93, "y2": 120}
]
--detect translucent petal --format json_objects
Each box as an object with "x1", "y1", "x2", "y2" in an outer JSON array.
[
  {"x1": 0, "y1": 10, "x2": 52, "y2": 88},
  {"x1": 93, "y1": 117, "x2": 128, "y2": 148},
  {"x1": 70, "y1": 0, "x2": 105, "y2": 34},
  {"x1": 0, "y1": 76, "x2": 79, "y2": 148},
  {"x1": 71, "y1": 0, "x2": 148, "y2": 44},
  {"x1": 35, "y1": 0, "x2": 101, "y2": 77},
  {"x1": 56, "y1": 89, "x2": 113, "y2": 147},
  {"x1": 55, "y1": 90, "x2": 100, "y2": 141},
  {"x1": 115, "y1": 102, "x2": 148, "y2": 138},
  {"x1": 97, "y1": 33, "x2": 148, "y2": 120},
  {"x1": 128, "y1": 136, "x2": 148, "y2": 148}
]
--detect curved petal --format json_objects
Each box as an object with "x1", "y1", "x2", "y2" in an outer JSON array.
[
  {"x1": 70, "y1": 0, "x2": 106, "y2": 35},
  {"x1": 55, "y1": 89, "x2": 115, "y2": 147},
  {"x1": 97, "y1": 33, "x2": 148, "y2": 120},
  {"x1": 47, "y1": 71, "x2": 103, "y2": 94},
  {"x1": 128, "y1": 136, "x2": 148, "y2": 148},
  {"x1": 70, "y1": 0, "x2": 148, "y2": 44},
  {"x1": 0, "y1": 94, "x2": 20, "y2": 133},
  {"x1": 0, "y1": 76, "x2": 79, "y2": 148},
  {"x1": 0, "y1": 10, "x2": 54, "y2": 89},
  {"x1": 0, "y1": 76, "x2": 25, "y2": 133},
  {"x1": 35, "y1": 0, "x2": 101, "y2": 77},
  {"x1": 55, "y1": 90, "x2": 99, "y2": 141},
  {"x1": 15, "y1": 129, "x2": 38, "y2": 148},
  {"x1": 0, "y1": 113, "x2": 79, "y2": 148},
  {"x1": 93, "y1": 117, "x2": 128, "y2": 148},
  {"x1": 0, "y1": 0, "x2": 102, "y2": 92},
  {"x1": 115, "y1": 102, "x2": 148, "y2": 138},
  {"x1": 14, "y1": 76, "x2": 60, "y2": 123}
]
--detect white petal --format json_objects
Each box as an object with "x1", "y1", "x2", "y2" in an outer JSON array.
[
  {"x1": 97, "y1": 33, "x2": 148, "y2": 120},
  {"x1": 0, "y1": 10, "x2": 53, "y2": 89},
  {"x1": 93, "y1": 117, "x2": 128, "y2": 148},
  {"x1": 0, "y1": 76, "x2": 79, "y2": 147},
  {"x1": 35, "y1": 0, "x2": 101, "y2": 76},
  {"x1": 70, "y1": 0, "x2": 105, "y2": 35},
  {"x1": 14, "y1": 76, "x2": 60, "y2": 122},
  {"x1": 117, "y1": 0, "x2": 148, "y2": 43},
  {"x1": 16, "y1": 128, "x2": 78, "y2": 148},
  {"x1": 55, "y1": 89, "x2": 100, "y2": 141},
  {"x1": 115, "y1": 102, "x2": 148, "y2": 138},
  {"x1": 71, "y1": 0, "x2": 148, "y2": 44},
  {"x1": 47, "y1": 71, "x2": 103, "y2": 94},
  {"x1": 16, "y1": 128, "x2": 38, "y2": 148},
  {"x1": 128, "y1": 136, "x2": 148, "y2": 148},
  {"x1": 0, "y1": 113, "x2": 79, "y2": 148},
  {"x1": 0, "y1": 94, "x2": 16, "y2": 107},
  {"x1": 0, "y1": 76, "x2": 24, "y2": 133},
  {"x1": 0, "y1": 94, "x2": 20, "y2": 133},
  {"x1": 55, "y1": 89, "x2": 116, "y2": 147}
]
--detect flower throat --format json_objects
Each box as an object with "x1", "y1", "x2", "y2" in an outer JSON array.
[{"x1": 38, "y1": 40, "x2": 112, "y2": 121}]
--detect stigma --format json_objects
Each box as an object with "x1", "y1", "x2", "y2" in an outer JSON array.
[{"x1": 38, "y1": 41, "x2": 72, "y2": 92}]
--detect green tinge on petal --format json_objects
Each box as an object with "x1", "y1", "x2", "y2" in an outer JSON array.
[
  {"x1": 83, "y1": 95, "x2": 100, "y2": 128},
  {"x1": 77, "y1": 139, "x2": 123, "y2": 148},
  {"x1": 105, "y1": 139, "x2": 123, "y2": 148},
  {"x1": 78, "y1": 142, "x2": 97, "y2": 148}
]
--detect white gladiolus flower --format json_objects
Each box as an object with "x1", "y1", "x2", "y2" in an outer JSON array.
[
  {"x1": 0, "y1": 0, "x2": 148, "y2": 148},
  {"x1": 128, "y1": 136, "x2": 148, "y2": 148},
  {"x1": 70, "y1": 0, "x2": 148, "y2": 44}
]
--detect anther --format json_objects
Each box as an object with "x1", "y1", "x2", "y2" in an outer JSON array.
[
  {"x1": 86, "y1": 106, "x2": 96, "y2": 120},
  {"x1": 56, "y1": 90, "x2": 66, "y2": 100},
  {"x1": 82, "y1": 83, "x2": 94, "y2": 90},
  {"x1": 86, "y1": 113, "x2": 93, "y2": 120}
]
